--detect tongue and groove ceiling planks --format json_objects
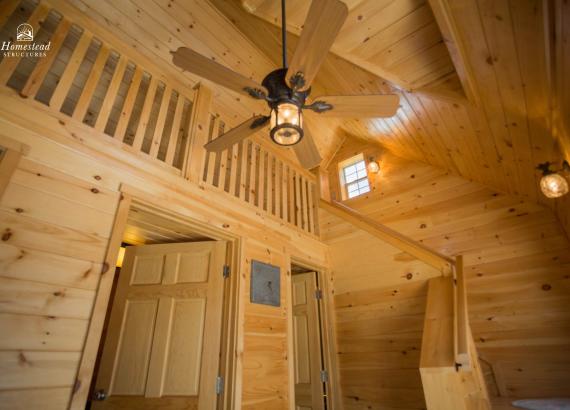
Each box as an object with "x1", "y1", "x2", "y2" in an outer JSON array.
[{"x1": 58, "y1": 0, "x2": 569, "y2": 236}]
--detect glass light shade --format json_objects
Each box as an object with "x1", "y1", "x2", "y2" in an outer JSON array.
[
  {"x1": 540, "y1": 173, "x2": 569, "y2": 198},
  {"x1": 270, "y1": 102, "x2": 303, "y2": 146},
  {"x1": 367, "y1": 160, "x2": 380, "y2": 173}
]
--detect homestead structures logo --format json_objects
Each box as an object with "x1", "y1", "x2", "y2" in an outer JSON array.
[
  {"x1": 2, "y1": 22, "x2": 51, "y2": 58},
  {"x1": 17, "y1": 23, "x2": 34, "y2": 41}
]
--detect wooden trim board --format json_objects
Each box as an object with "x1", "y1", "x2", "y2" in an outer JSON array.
[{"x1": 69, "y1": 184, "x2": 244, "y2": 410}]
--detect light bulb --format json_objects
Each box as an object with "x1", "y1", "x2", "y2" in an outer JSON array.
[
  {"x1": 540, "y1": 173, "x2": 569, "y2": 198},
  {"x1": 367, "y1": 160, "x2": 380, "y2": 174}
]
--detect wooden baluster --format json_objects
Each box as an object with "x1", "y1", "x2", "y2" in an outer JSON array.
[
  {"x1": 148, "y1": 84, "x2": 172, "y2": 157},
  {"x1": 21, "y1": 19, "x2": 71, "y2": 98},
  {"x1": 73, "y1": 44, "x2": 110, "y2": 121},
  {"x1": 132, "y1": 76, "x2": 158, "y2": 151},
  {"x1": 248, "y1": 143, "x2": 258, "y2": 205},
  {"x1": 273, "y1": 157, "x2": 281, "y2": 218},
  {"x1": 218, "y1": 146, "x2": 229, "y2": 192},
  {"x1": 310, "y1": 181, "x2": 320, "y2": 235},
  {"x1": 288, "y1": 166, "x2": 296, "y2": 225},
  {"x1": 114, "y1": 66, "x2": 143, "y2": 140},
  {"x1": 301, "y1": 176, "x2": 310, "y2": 231},
  {"x1": 94, "y1": 55, "x2": 128, "y2": 132},
  {"x1": 0, "y1": 0, "x2": 21, "y2": 30},
  {"x1": 164, "y1": 93, "x2": 185, "y2": 165},
  {"x1": 228, "y1": 143, "x2": 239, "y2": 197},
  {"x1": 238, "y1": 140, "x2": 248, "y2": 201},
  {"x1": 295, "y1": 172, "x2": 302, "y2": 229},
  {"x1": 257, "y1": 149, "x2": 266, "y2": 209},
  {"x1": 205, "y1": 116, "x2": 219, "y2": 185},
  {"x1": 282, "y1": 164, "x2": 289, "y2": 223},
  {"x1": 50, "y1": 31, "x2": 93, "y2": 110},
  {"x1": 266, "y1": 153, "x2": 274, "y2": 215},
  {"x1": 0, "y1": 4, "x2": 50, "y2": 85},
  {"x1": 185, "y1": 84, "x2": 213, "y2": 182},
  {"x1": 307, "y1": 181, "x2": 315, "y2": 234}
]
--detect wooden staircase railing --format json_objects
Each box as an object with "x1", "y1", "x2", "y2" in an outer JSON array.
[
  {"x1": 0, "y1": 0, "x2": 318, "y2": 237},
  {"x1": 317, "y1": 167, "x2": 489, "y2": 409}
]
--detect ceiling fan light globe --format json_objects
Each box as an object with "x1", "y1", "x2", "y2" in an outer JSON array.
[
  {"x1": 540, "y1": 173, "x2": 569, "y2": 198},
  {"x1": 270, "y1": 102, "x2": 304, "y2": 146}
]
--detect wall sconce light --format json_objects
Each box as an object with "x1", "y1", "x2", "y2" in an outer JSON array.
[
  {"x1": 537, "y1": 161, "x2": 569, "y2": 198},
  {"x1": 367, "y1": 157, "x2": 380, "y2": 174},
  {"x1": 116, "y1": 246, "x2": 126, "y2": 268}
]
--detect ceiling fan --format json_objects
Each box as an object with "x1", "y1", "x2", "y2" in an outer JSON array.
[{"x1": 171, "y1": 0, "x2": 400, "y2": 169}]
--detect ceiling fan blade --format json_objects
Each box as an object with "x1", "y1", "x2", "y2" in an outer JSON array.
[
  {"x1": 204, "y1": 115, "x2": 269, "y2": 152},
  {"x1": 293, "y1": 127, "x2": 322, "y2": 169},
  {"x1": 307, "y1": 94, "x2": 400, "y2": 117},
  {"x1": 286, "y1": 0, "x2": 348, "y2": 91},
  {"x1": 172, "y1": 47, "x2": 265, "y2": 98}
]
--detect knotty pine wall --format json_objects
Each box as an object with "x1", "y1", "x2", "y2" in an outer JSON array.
[
  {"x1": 322, "y1": 138, "x2": 570, "y2": 408},
  {"x1": 0, "y1": 92, "x2": 326, "y2": 410}
]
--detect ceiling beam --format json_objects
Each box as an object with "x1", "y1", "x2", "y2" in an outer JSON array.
[{"x1": 427, "y1": 0, "x2": 481, "y2": 106}]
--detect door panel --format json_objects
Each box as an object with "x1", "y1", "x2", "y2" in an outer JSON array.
[
  {"x1": 111, "y1": 300, "x2": 158, "y2": 395},
  {"x1": 292, "y1": 272, "x2": 325, "y2": 410},
  {"x1": 93, "y1": 241, "x2": 226, "y2": 410},
  {"x1": 162, "y1": 298, "x2": 206, "y2": 395}
]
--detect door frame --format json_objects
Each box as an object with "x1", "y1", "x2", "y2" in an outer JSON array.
[
  {"x1": 69, "y1": 183, "x2": 243, "y2": 410},
  {"x1": 288, "y1": 257, "x2": 342, "y2": 410}
]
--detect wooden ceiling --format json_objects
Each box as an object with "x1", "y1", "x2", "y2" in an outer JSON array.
[
  {"x1": 61, "y1": 0, "x2": 569, "y2": 234},
  {"x1": 234, "y1": 0, "x2": 570, "y2": 236},
  {"x1": 123, "y1": 203, "x2": 211, "y2": 245},
  {"x1": 242, "y1": 0, "x2": 462, "y2": 95}
]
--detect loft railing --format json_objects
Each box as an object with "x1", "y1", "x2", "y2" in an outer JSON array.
[
  {"x1": 203, "y1": 114, "x2": 319, "y2": 235},
  {"x1": 0, "y1": 0, "x2": 318, "y2": 236}
]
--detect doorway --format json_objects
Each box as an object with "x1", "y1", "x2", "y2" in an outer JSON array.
[
  {"x1": 85, "y1": 199, "x2": 238, "y2": 410},
  {"x1": 291, "y1": 263, "x2": 329, "y2": 410}
]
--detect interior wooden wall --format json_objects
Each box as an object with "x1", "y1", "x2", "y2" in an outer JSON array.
[
  {"x1": 241, "y1": 240, "x2": 291, "y2": 409},
  {"x1": 0, "y1": 75, "x2": 327, "y2": 409},
  {"x1": 322, "y1": 138, "x2": 570, "y2": 408},
  {"x1": 0, "y1": 155, "x2": 119, "y2": 409}
]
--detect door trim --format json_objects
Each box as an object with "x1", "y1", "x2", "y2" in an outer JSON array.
[
  {"x1": 69, "y1": 183, "x2": 243, "y2": 410},
  {"x1": 288, "y1": 258, "x2": 342, "y2": 410}
]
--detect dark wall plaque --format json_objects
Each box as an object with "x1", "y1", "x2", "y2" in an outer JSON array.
[{"x1": 250, "y1": 260, "x2": 280, "y2": 307}]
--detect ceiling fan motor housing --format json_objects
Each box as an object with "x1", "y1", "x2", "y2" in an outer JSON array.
[{"x1": 262, "y1": 68, "x2": 310, "y2": 109}]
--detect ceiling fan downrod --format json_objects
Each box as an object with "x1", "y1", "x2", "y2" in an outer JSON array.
[{"x1": 281, "y1": 0, "x2": 287, "y2": 69}]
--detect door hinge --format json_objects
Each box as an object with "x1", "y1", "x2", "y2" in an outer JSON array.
[
  {"x1": 315, "y1": 289, "x2": 323, "y2": 300},
  {"x1": 320, "y1": 370, "x2": 329, "y2": 383},
  {"x1": 215, "y1": 376, "x2": 224, "y2": 395},
  {"x1": 223, "y1": 265, "x2": 230, "y2": 279}
]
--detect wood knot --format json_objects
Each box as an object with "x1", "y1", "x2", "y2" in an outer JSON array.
[
  {"x1": 91, "y1": 188, "x2": 99, "y2": 194},
  {"x1": 2, "y1": 229, "x2": 12, "y2": 241},
  {"x1": 58, "y1": 119, "x2": 65, "y2": 126},
  {"x1": 542, "y1": 284, "x2": 552, "y2": 291},
  {"x1": 15, "y1": 208, "x2": 24, "y2": 213},
  {"x1": 419, "y1": 223, "x2": 427, "y2": 229},
  {"x1": 93, "y1": 175, "x2": 102, "y2": 181},
  {"x1": 405, "y1": 273, "x2": 413, "y2": 280},
  {"x1": 222, "y1": 224, "x2": 230, "y2": 228}
]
